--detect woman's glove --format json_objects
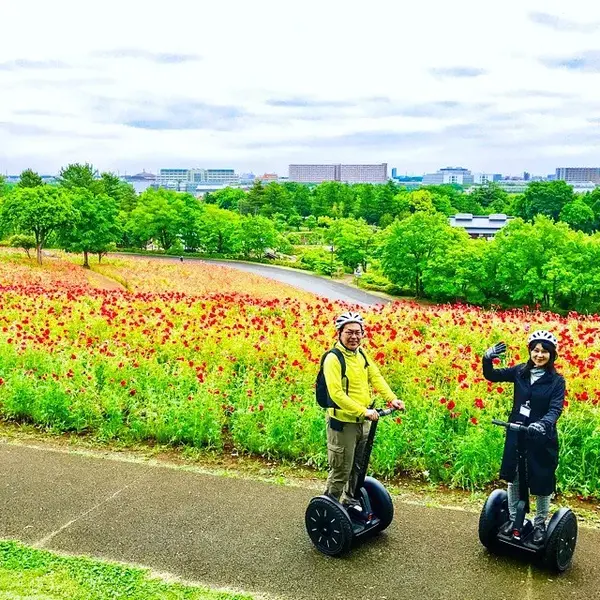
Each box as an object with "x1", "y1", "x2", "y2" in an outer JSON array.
[
  {"x1": 484, "y1": 342, "x2": 507, "y2": 359},
  {"x1": 528, "y1": 421, "x2": 546, "y2": 438}
]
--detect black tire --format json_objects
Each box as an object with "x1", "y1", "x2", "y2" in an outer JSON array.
[
  {"x1": 544, "y1": 509, "x2": 577, "y2": 573},
  {"x1": 305, "y1": 496, "x2": 353, "y2": 556},
  {"x1": 478, "y1": 489, "x2": 508, "y2": 551},
  {"x1": 363, "y1": 476, "x2": 394, "y2": 533}
]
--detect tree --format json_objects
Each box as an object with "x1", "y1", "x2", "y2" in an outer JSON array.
[
  {"x1": 242, "y1": 179, "x2": 266, "y2": 215},
  {"x1": 100, "y1": 172, "x2": 138, "y2": 213},
  {"x1": 260, "y1": 183, "x2": 292, "y2": 218},
  {"x1": 286, "y1": 183, "x2": 312, "y2": 217},
  {"x1": 205, "y1": 187, "x2": 247, "y2": 211},
  {"x1": 9, "y1": 234, "x2": 36, "y2": 259},
  {"x1": 489, "y1": 216, "x2": 575, "y2": 308},
  {"x1": 288, "y1": 214, "x2": 303, "y2": 231},
  {"x1": 60, "y1": 189, "x2": 121, "y2": 268},
  {"x1": 325, "y1": 218, "x2": 375, "y2": 271},
  {"x1": 379, "y1": 212, "x2": 455, "y2": 297},
  {"x1": 423, "y1": 233, "x2": 489, "y2": 303},
  {"x1": 234, "y1": 215, "x2": 278, "y2": 258},
  {"x1": 520, "y1": 181, "x2": 575, "y2": 221},
  {"x1": 58, "y1": 162, "x2": 100, "y2": 193},
  {"x1": 126, "y1": 188, "x2": 196, "y2": 251},
  {"x1": 17, "y1": 169, "x2": 44, "y2": 188},
  {"x1": 560, "y1": 199, "x2": 596, "y2": 233},
  {"x1": 197, "y1": 205, "x2": 240, "y2": 254},
  {"x1": 468, "y1": 183, "x2": 508, "y2": 208},
  {"x1": 1, "y1": 186, "x2": 74, "y2": 264}
]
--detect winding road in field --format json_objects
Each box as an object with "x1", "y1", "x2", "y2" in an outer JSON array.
[{"x1": 114, "y1": 254, "x2": 392, "y2": 306}]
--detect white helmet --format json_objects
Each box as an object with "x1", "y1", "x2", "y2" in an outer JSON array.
[
  {"x1": 528, "y1": 330, "x2": 558, "y2": 350},
  {"x1": 335, "y1": 311, "x2": 364, "y2": 331}
]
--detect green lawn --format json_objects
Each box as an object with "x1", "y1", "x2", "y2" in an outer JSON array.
[{"x1": 0, "y1": 541, "x2": 253, "y2": 600}]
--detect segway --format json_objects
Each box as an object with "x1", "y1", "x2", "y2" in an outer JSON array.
[
  {"x1": 479, "y1": 419, "x2": 578, "y2": 573},
  {"x1": 305, "y1": 407, "x2": 397, "y2": 556}
]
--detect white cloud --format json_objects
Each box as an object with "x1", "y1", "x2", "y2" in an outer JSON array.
[{"x1": 0, "y1": 0, "x2": 599, "y2": 176}]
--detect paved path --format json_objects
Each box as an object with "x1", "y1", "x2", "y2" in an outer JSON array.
[{"x1": 1, "y1": 442, "x2": 598, "y2": 600}]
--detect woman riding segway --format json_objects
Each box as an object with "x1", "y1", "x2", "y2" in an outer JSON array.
[
  {"x1": 483, "y1": 331, "x2": 564, "y2": 543},
  {"x1": 480, "y1": 330, "x2": 577, "y2": 571}
]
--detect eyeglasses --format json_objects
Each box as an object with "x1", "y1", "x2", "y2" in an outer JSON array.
[{"x1": 343, "y1": 330, "x2": 363, "y2": 337}]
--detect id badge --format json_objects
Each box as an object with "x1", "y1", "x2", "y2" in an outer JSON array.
[{"x1": 519, "y1": 402, "x2": 531, "y2": 418}]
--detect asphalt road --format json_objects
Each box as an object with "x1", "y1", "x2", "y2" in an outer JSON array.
[{"x1": 1, "y1": 442, "x2": 598, "y2": 600}]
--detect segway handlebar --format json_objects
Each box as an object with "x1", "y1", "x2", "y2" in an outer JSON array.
[
  {"x1": 377, "y1": 406, "x2": 400, "y2": 417},
  {"x1": 491, "y1": 419, "x2": 528, "y2": 433}
]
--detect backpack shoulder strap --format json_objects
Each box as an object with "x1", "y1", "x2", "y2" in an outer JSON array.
[
  {"x1": 358, "y1": 347, "x2": 369, "y2": 368},
  {"x1": 329, "y1": 347, "x2": 346, "y2": 380}
]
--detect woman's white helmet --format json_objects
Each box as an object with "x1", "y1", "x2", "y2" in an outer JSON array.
[
  {"x1": 335, "y1": 311, "x2": 364, "y2": 331},
  {"x1": 528, "y1": 330, "x2": 558, "y2": 350}
]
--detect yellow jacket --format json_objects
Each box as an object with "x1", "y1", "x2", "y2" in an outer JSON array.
[{"x1": 323, "y1": 342, "x2": 398, "y2": 423}]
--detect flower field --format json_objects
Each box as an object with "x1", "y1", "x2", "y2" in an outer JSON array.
[{"x1": 1, "y1": 251, "x2": 599, "y2": 497}]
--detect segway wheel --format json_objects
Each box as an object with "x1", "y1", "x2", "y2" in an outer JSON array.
[
  {"x1": 478, "y1": 489, "x2": 508, "y2": 551},
  {"x1": 544, "y1": 509, "x2": 577, "y2": 573},
  {"x1": 363, "y1": 476, "x2": 394, "y2": 533},
  {"x1": 305, "y1": 496, "x2": 353, "y2": 556}
]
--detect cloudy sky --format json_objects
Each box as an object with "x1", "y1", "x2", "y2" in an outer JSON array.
[{"x1": 1, "y1": 0, "x2": 599, "y2": 177}]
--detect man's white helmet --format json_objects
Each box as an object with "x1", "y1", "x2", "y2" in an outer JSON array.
[
  {"x1": 528, "y1": 330, "x2": 558, "y2": 350},
  {"x1": 335, "y1": 311, "x2": 364, "y2": 331}
]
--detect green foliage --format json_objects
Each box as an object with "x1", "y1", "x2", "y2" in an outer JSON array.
[
  {"x1": 58, "y1": 162, "x2": 100, "y2": 192},
  {"x1": 380, "y1": 212, "x2": 456, "y2": 297},
  {"x1": 1, "y1": 186, "x2": 75, "y2": 264},
  {"x1": 286, "y1": 230, "x2": 324, "y2": 245},
  {"x1": 560, "y1": 198, "x2": 596, "y2": 233},
  {"x1": 234, "y1": 215, "x2": 278, "y2": 258},
  {"x1": 520, "y1": 181, "x2": 575, "y2": 221},
  {"x1": 17, "y1": 168, "x2": 44, "y2": 188},
  {"x1": 298, "y1": 247, "x2": 342, "y2": 275},
  {"x1": 198, "y1": 205, "x2": 241, "y2": 254},
  {"x1": 9, "y1": 233, "x2": 36, "y2": 258},
  {"x1": 423, "y1": 232, "x2": 489, "y2": 303},
  {"x1": 61, "y1": 189, "x2": 121, "y2": 268},
  {"x1": 325, "y1": 217, "x2": 375, "y2": 270},
  {"x1": 126, "y1": 188, "x2": 202, "y2": 251}
]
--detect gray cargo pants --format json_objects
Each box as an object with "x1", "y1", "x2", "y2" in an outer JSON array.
[{"x1": 325, "y1": 414, "x2": 371, "y2": 503}]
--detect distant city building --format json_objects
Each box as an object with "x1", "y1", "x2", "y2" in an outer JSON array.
[
  {"x1": 239, "y1": 172, "x2": 256, "y2": 184},
  {"x1": 422, "y1": 167, "x2": 474, "y2": 185},
  {"x1": 523, "y1": 171, "x2": 531, "y2": 181},
  {"x1": 497, "y1": 180, "x2": 530, "y2": 193},
  {"x1": 257, "y1": 173, "x2": 278, "y2": 182},
  {"x1": 556, "y1": 167, "x2": 600, "y2": 185},
  {"x1": 473, "y1": 173, "x2": 503, "y2": 185},
  {"x1": 157, "y1": 168, "x2": 239, "y2": 190},
  {"x1": 449, "y1": 213, "x2": 512, "y2": 239},
  {"x1": 288, "y1": 163, "x2": 387, "y2": 184}
]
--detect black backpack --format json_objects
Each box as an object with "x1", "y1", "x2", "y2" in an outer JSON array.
[{"x1": 315, "y1": 347, "x2": 369, "y2": 409}]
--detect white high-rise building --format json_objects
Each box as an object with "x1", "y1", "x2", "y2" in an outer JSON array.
[{"x1": 288, "y1": 163, "x2": 387, "y2": 184}]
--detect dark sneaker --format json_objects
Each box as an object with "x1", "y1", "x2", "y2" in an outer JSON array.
[
  {"x1": 532, "y1": 523, "x2": 546, "y2": 545},
  {"x1": 500, "y1": 520, "x2": 513, "y2": 535}
]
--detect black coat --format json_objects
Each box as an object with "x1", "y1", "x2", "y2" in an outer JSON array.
[{"x1": 482, "y1": 357, "x2": 565, "y2": 496}]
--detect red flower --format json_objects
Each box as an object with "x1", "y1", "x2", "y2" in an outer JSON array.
[
  {"x1": 129, "y1": 389, "x2": 136, "y2": 396},
  {"x1": 120, "y1": 380, "x2": 127, "y2": 387},
  {"x1": 395, "y1": 417, "x2": 402, "y2": 424},
  {"x1": 474, "y1": 398, "x2": 485, "y2": 409},
  {"x1": 496, "y1": 386, "x2": 504, "y2": 394},
  {"x1": 470, "y1": 417, "x2": 478, "y2": 425},
  {"x1": 439, "y1": 397, "x2": 447, "y2": 404},
  {"x1": 0, "y1": 378, "x2": 4, "y2": 385},
  {"x1": 447, "y1": 400, "x2": 456, "y2": 410}
]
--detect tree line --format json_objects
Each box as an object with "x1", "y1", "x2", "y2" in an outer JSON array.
[{"x1": 3, "y1": 164, "x2": 600, "y2": 313}]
